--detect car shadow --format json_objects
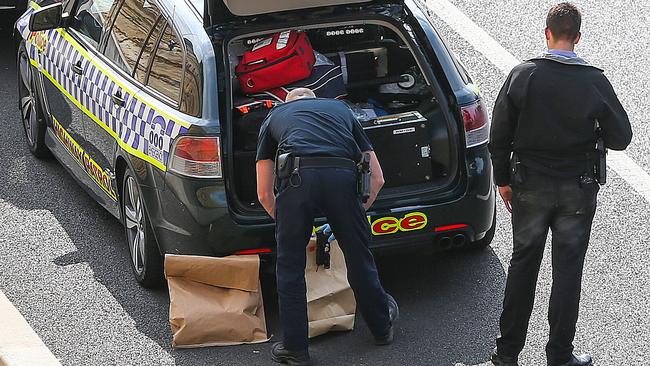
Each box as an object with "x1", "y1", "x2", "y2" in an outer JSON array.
[{"x1": 0, "y1": 22, "x2": 505, "y2": 366}]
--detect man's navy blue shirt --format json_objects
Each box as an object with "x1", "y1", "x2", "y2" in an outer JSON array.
[{"x1": 256, "y1": 98, "x2": 373, "y2": 162}]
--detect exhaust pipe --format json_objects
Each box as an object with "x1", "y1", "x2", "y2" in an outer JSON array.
[
  {"x1": 453, "y1": 234, "x2": 466, "y2": 247},
  {"x1": 438, "y1": 236, "x2": 452, "y2": 249}
]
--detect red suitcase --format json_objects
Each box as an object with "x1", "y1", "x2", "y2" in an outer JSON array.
[
  {"x1": 236, "y1": 30, "x2": 316, "y2": 94},
  {"x1": 265, "y1": 53, "x2": 347, "y2": 101}
]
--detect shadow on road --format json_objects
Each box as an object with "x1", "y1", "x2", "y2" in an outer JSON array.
[{"x1": 0, "y1": 21, "x2": 505, "y2": 365}]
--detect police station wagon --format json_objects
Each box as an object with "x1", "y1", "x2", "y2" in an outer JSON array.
[{"x1": 15, "y1": 0, "x2": 496, "y2": 287}]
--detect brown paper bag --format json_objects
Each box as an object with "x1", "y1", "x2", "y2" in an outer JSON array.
[
  {"x1": 306, "y1": 238, "x2": 356, "y2": 338},
  {"x1": 165, "y1": 254, "x2": 269, "y2": 348}
]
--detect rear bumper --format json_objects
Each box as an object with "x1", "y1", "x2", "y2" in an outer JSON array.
[
  {"x1": 368, "y1": 189, "x2": 493, "y2": 255},
  {"x1": 147, "y1": 145, "x2": 494, "y2": 257},
  {"x1": 142, "y1": 174, "x2": 276, "y2": 257},
  {"x1": 364, "y1": 144, "x2": 495, "y2": 253}
]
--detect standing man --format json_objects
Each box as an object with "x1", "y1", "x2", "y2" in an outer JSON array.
[
  {"x1": 489, "y1": 3, "x2": 632, "y2": 366},
  {"x1": 256, "y1": 88, "x2": 399, "y2": 366}
]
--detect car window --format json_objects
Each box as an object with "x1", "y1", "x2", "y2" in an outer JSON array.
[
  {"x1": 103, "y1": 0, "x2": 161, "y2": 74},
  {"x1": 180, "y1": 41, "x2": 201, "y2": 117},
  {"x1": 69, "y1": 0, "x2": 119, "y2": 48},
  {"x1": 148, "y1": 23, "x2": 184, "y2": 104},
  {"x1": 134, "y1": 17, "x2": 165, "y2": 84}
]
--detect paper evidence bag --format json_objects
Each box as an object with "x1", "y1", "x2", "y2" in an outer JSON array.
[
  {"x1": 165, "y1": 254, "x2": 269, "y2": 348},
  {"x1": 306, "y1": 238, "x2": 356, "y2": 338}
]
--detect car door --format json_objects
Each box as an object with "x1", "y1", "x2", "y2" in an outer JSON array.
[
  {"x1": 38, "y1": 0, "x2": 106, "y2": 166},
  {"x1": 37, "y1": 0, "x2": 122, "y2": 208},
  {"x1": 83, "y1": 0, "x2": 197, "y2": 187}
]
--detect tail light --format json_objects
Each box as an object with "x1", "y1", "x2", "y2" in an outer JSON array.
[
  {"x1": 169, "y1": 136, "x2": 222, "y2": 178},
  {"x1": 234, "y1": 248, "x2": 273, "y2": 255},
  {"x1": 434, "y1": 223, "x2": 469, "y2": 232},
  {"x1": 461, "y1": 99, "x2": 490, "y2": 148}
]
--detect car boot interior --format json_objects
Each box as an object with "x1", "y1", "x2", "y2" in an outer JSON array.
[{"x1": 226, "y1": 23, "x2": 454, "y2": 212}]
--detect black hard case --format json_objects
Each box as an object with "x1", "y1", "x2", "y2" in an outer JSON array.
[{"x1": 362, "y1": 111, "x2": 434, "y2": 188}]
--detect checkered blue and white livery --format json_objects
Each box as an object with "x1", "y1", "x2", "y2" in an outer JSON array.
[{"x1": 24, "y1": 23, "x2": 189, "y2": 170}]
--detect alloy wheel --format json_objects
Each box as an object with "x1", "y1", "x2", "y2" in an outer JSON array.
[
  {"x1": 18, "y1": 51, "x2": 38, "y2": 147},
  {"x1": 124, "y1": 176, "x2": 146, "y2": 275}
]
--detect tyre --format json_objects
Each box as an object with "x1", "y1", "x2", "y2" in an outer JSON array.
[
  {"x1": 470, "y1": 205, "x2": 496, "y2": 249},
  {"x1": 17, "y1": 42, "x2": 51, "y2": 158},
  {"x1": 121, "y1": 168, "x2": 164, "y2": 288}
]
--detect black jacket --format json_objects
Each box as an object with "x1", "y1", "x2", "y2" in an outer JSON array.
[{"x1": 488, "y1": 55, "x2": 632, "y2": 186}]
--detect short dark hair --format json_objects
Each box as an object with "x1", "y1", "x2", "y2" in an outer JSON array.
[{"x1": 546, "y1": 3, "x2": 582, "y2": 40}]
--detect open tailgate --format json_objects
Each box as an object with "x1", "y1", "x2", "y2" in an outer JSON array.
[{"x1": 205, "y1": 0, "x2": 405, "y2": 24}]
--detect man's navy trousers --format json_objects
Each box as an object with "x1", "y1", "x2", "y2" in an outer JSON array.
[{"x1": 274, "y1": 166, "x2": 390, "y2": 351}]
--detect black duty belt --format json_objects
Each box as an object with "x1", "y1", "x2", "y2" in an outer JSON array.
[
  {"x1": 297, "y1": 156, "x2": 356, "y2": 169},
  {"x1": 275, "y1": 155, "x2": 357, "y2": 189}
]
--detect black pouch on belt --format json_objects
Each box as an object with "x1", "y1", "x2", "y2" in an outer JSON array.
[
  {"x1": 276, "y1": 152, "x2": 302, "y2": 189},
  {"x1": 276, "y1": 152, "x2": 294, "y2": 180},
  {"x1": 357, "y1": 152, "x2": 371, "y2": 203}
]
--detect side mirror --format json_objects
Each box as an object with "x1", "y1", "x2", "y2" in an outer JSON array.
[{"x1": 29, "y1": 3, "x2": 64, "y2": 32}]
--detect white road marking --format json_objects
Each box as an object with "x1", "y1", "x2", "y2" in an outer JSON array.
[
  {"x1": 0, "y1": 290, "x2": 61, "y2": 366},
  {"x1": 608, "y1": 151, "x2": 650, "y2": 202},
  {"x1": 425, "y1": 0, "x2": 520, "y2": 73},
  {"x1": 425, "y1": 0, "x2": 650, "y2": 203}
]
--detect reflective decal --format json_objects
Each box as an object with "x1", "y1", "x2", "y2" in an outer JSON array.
[
  {"x1": 399, "y1": 212, "x2": 428, "y2": 232},
  {"x1": 371, "y1": 216, "x2": 400, "y2": 235},
  {"x1": 310, "y1": 212, "x2": 429, "y2": 237},
  {"x1": 52, "y1": 117, "x2": 118, "y2": 201},
  {"x1": 251, "y1": 37, "x2": 273, "y2": 51},
  {"x1": 369, "y1": 212, "x2": 429, "y2": 236},
  {"x1": 27, "y1": 31, "x2": 48, "y2": 53},
  {"x1": 276, "y1": 31, "x2": 291, "y2": 50}
]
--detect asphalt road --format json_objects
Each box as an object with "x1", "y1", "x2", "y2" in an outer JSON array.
[{"x1": 0, "y1": 2, "x2": 649, "y2": 365}]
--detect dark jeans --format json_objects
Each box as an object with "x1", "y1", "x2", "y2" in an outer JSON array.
[
  {"x1": 274, "y1": 167, "x2": 390, "y2": 351},
  {"x1": 496, "y1": 172, "x2": 598, "y2": 366}
]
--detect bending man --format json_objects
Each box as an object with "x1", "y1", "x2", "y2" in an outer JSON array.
[{"x1": 256, "y1": 88, "x2": 399, "y2": 366}]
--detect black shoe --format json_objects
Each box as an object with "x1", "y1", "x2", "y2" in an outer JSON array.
[
  {"x1": 555, "y1": 354, "x2": 593, "y2": 366},
  {"x1": 374, "y1": 294, "x2": 399, "y2": 345},
  {"x1": 388, "y1": 294, "x2": 399, "y2": 323},
  {"x1": 271, "y1": 342, "x2": 312, "y2": 366},
  {"x1": 491, "y1": 348, "x2": 519, "y2": 366}
]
